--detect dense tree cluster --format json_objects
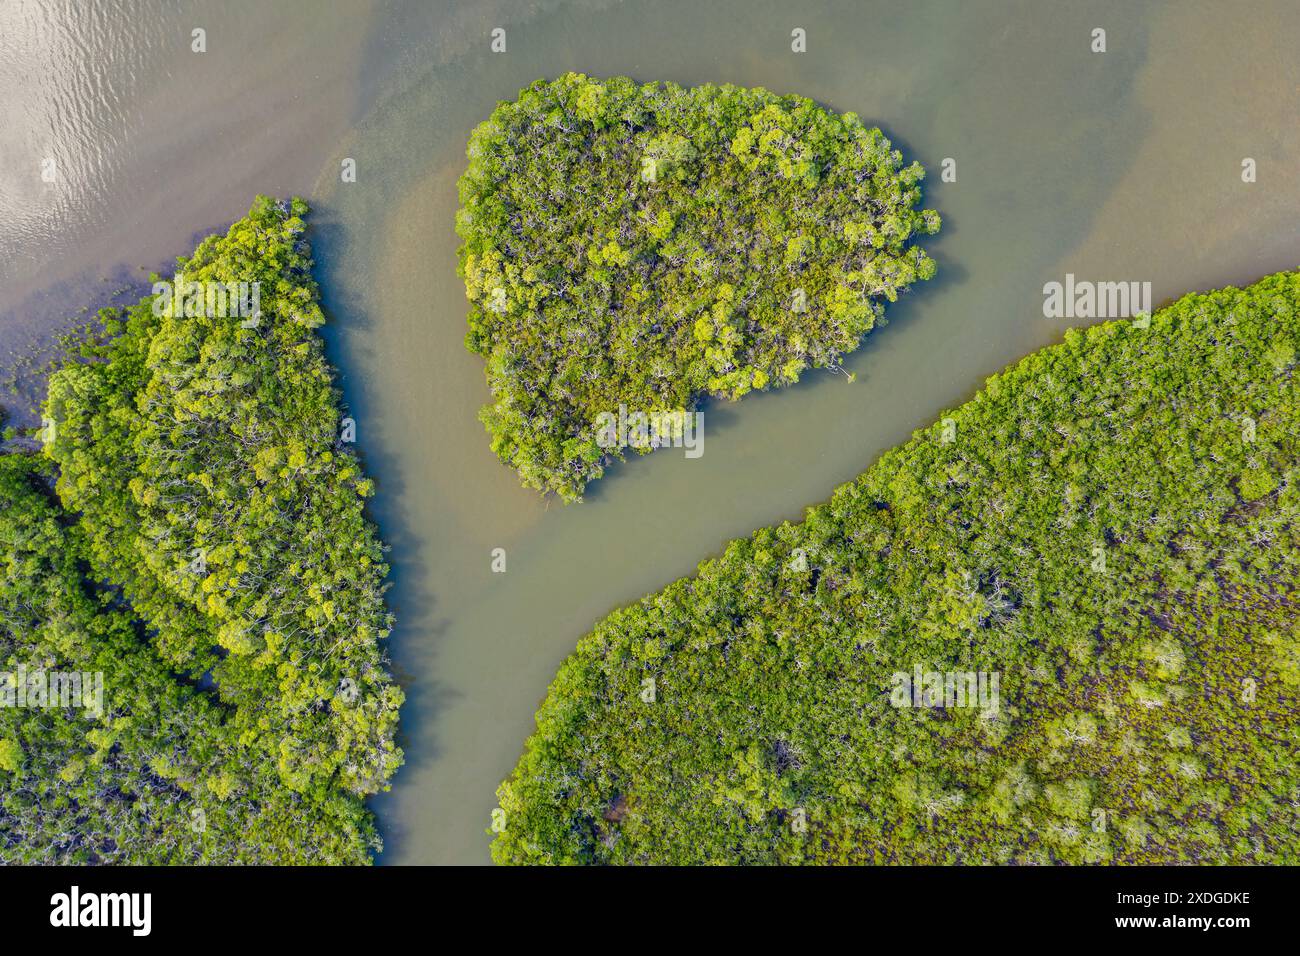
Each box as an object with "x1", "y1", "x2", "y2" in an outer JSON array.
[
  {"x1": 1, "y1": 198, "x2": 401, "y2": 863},
  {"x1": 0, "y1": 455, "x2": 379, "y2": 862},
  {"x1": 493, "y1": 270, "x2": 1300, "y2": 864},
  {"x1": 458, "y1": 73, "x2": 939, "y2": 500}
]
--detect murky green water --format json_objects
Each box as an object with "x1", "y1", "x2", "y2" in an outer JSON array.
[{"x1": 2, "y1": 0, "x2": 1297, "y2": 864}]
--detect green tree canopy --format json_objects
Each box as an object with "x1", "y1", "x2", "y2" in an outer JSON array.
[
  {"x1": 493, "y1": 270, "x2": 1300, "y2": 864},
  {"x1": 458, "y1": 73, "x2": 939, "y2": 500},
  {"x1": 2, "y1": 197, "x2": 402, "y2": 863}
]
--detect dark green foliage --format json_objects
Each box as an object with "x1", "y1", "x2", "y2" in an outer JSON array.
[
  {"x1": 2, "y1": 197, "x2": 401, "y2": 863},
  {"x1": 493, "y1": 270, "x2": 1300, "y2": 864},
  {"x1": 0, "y1": 454, "x2": 377, "y2": 862},
  {"x1": 458, "y1": 73, "x2": 939, "y2": 500}
]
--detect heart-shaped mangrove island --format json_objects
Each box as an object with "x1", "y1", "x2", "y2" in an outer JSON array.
[{"x1": 457, "y1": 73, "x2": 939, "y2": 500}]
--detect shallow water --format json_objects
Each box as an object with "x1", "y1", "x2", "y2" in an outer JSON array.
[{"x1": 1, "y1": 0, "x2": 1297, "y2": 864}]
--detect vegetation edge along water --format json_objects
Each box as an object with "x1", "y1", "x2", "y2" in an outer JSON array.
[
  {"x1": 457, "y1": 72, "x2": 940, "y2": 501},
  {"x1": 1, "y1": 197, "x2": 401, "y2": 863},
  {"x1": 492, "y1": 268, "x2": 1300, "y2": 864}
]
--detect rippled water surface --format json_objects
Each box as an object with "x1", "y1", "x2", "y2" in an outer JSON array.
[{"x1": 1, "y1": 0, "x2": 1297, "y2": 863}]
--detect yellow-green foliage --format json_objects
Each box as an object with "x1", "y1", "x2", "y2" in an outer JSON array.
[
  {"x1": 493, "y1": 270, "x2": 1300, "y2": 864},
  {"x1": 458, "y1": 73, "x2": 939, "y2": 500},
  {"x1": 3, "y1": 198, "x2": 401, "y2": 863}
]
